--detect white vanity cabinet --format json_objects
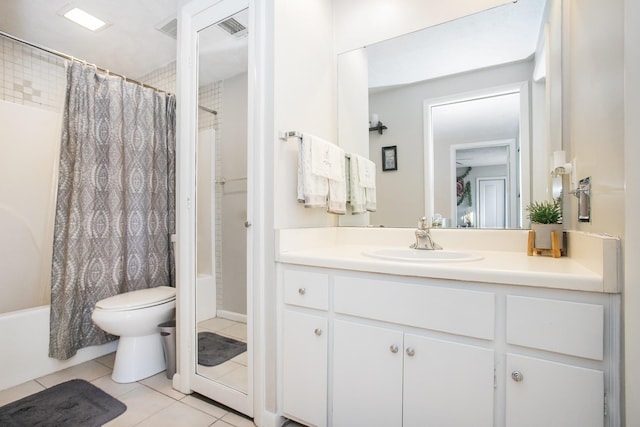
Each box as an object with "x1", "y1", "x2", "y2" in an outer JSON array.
[
  {"x1": 333, "y1": 319, "x2": 494, "y2": 427},
  {"x1": 331, "y1": 275, "x2": 496, "y2": 427},
  {"x1": 332, "y1": 319, "x2": 403, "y2": 426},
  {"x1": 281, "y1": 269, "x2": 329, "y2": 427},
  {"x1": 504, "y1": 295, "x2": 609, "y2": 427},
  {"x1": 278, "y1": 265, "x2": 620, "y2": 427}
]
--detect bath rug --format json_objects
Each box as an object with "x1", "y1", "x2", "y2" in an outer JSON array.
[
  {"x1": 0, "y1": 379, "x2": 126, "y2": 427},
  {"x1": 198, "y1": 332, "x2": 247, "y2": 367}
]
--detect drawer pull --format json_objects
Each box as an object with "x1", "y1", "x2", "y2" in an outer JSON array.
[
  {"x1": 298, "y1": 288, "x2": 306, "y2": 295},
  {"x1": 389, "y1": 345, "x2": 399, "y2": 354},
  {"x1": 406, "y1": 347, "x2": 415, "y2": 357},
  {"x1": 314, "y1": 328, "x2": 322, "y2": 336},
  {"x1": 511, "y1": 371, "x2": 524, "y2": 382}
]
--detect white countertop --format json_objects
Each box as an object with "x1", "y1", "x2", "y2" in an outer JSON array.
[{"x1": 276, "y1": 227, "x2": 620, "y2": 293}]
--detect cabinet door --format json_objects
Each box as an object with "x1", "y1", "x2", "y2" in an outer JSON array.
[
  {"x1": 282, "y1": 310, "x2": 328, "y2": 427},
  {"x1": 506, "y1": 353, "x2": 604, "y2": 427},
  {"x1": 403, "y1": 334, "x2": 495, "y2": 427},
  {"x1": 333, "y1": 319, "x2": 403, "y2": 427}
]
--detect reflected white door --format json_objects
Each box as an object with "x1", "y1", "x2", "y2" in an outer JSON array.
[{"x1": 477, "y1": 178, "x2": 506, "y2": 228}]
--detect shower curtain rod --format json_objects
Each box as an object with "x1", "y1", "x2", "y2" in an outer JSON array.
[{"x1": 0, "y1": 30, "x2": 173, "y2": 96}]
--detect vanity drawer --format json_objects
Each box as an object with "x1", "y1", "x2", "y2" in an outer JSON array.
[
  {"x1": 333, "y1": 276, "x2": 495, "y2": 340},
  {"x1": 283, "y1": 269, "x2": 329, "y2": 310},
  {"x1": 506, "y1": 296, "x2": 603, "y2": 360}
]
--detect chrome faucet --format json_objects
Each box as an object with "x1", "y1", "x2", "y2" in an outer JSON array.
[{"x1": 410, "y1": 217, "x2": 442, "y2": 250}]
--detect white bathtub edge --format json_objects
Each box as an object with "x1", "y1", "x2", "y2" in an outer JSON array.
[{"x1": 0, "y1": 305, "x2": 118, "y2": 391}]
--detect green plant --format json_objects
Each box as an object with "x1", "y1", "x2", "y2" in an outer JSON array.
[{"x1": 526, "y1": 200, "x2": 562, "y2": 224}]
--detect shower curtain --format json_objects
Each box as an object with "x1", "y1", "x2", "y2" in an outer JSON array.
[{"x1": 49, "y1": 62, "x2": 176, "y2": 360}]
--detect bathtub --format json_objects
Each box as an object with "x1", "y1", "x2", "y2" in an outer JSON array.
[{"x1": 0, "y1": 305, "x2": 117, "y2": 391}]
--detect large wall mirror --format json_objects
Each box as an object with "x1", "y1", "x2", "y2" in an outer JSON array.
[
  {"x1": 176, "y1": 0, "x2": 252, "y2": 416},
  {"x1": 338, "y1": 0, "x2": 563, "y2": 229}
]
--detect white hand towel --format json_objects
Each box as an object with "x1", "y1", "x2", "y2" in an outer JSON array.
[
  {"x1": 349, "y1": 154, "x2": 367, "y2": 214},
  {"x1": 348, "y1": 154, "x2": 377, "y2": 214},
  {"x1": 310, "y1": 136, "x2": 345, "y2": 182},
  {"x1": 358, "y1": 157, "x2": 377, "y2": 212},
  {"x1": 328, "y1": 153, "x2": 347, "y2": 214},
  {"x1": 297, "y1": 134, "x2": 328, "y2": 208}
]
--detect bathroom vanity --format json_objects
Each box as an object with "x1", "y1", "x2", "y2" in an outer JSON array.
[{"x1": 276, "y1": 228, "x2": 620, "y2": 427}]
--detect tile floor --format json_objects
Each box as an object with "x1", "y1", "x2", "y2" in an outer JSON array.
[
  {"x1": 0, "y1": 318, "x2": 308, "y2": 427},
  {"x1": 0, "y1": 353, "x2": 256, "y2": 427},
  {"x1": 197, "y1": 317, "x2": 248, "y2": 393}
]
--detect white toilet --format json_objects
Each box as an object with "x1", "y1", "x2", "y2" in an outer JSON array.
[{"x1": 91, "y1": 286, "x2": 176, "y2": 383}]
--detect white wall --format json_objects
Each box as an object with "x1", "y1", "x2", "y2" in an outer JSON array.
[
  {"x1": 565, "y1": 0, "x2": 624, "y2": 237},
  {"x1": 273, "y1": 0, "x2": 337, "y2": 230},
  {"x1": 368, "y1": 60, "x2": 534, "y2": 227},
  {"x1": 0, "y1": 101, "x2": 60, "y2": 313},
  {"x1": 221, "y1": 72, "x2": 248, "y2": 315},
  {"x1": 624, "y1": 0, "x2": 640, "y2": 425}
]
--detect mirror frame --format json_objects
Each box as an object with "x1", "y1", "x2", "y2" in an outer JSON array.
[{"x1": 175, "y1": 0, "x2": 256, "y2": 417}]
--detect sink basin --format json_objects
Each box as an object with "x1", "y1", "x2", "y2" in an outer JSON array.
[{"x1": 363, "y1": 248, "x2": 483, "y2": 263}]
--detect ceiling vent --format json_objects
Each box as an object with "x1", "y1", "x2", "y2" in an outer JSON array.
[
  {"x1": 156, "y1": 17, "x2": 178, "y2": 40},
  {"x1": 217, "y1": 17, "x2": 247, "y2": 37}
]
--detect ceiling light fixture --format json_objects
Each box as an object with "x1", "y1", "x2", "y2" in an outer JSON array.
[{"x1": 63, "y1": 8, "x2": 107, "y2": 31}]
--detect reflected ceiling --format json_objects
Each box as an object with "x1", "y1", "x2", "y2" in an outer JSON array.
[{"x1": 367, "y1": 0, "x2": 546, "y2": 90}]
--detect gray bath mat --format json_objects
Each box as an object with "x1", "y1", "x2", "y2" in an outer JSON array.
[
  {"x1": 198, "y1": 332, "x2": 247, "y2": 367},
  {"x1": 0, "y1": 379, "x2": 126, "y2": 426}
]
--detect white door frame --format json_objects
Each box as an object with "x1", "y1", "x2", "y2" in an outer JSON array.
[{"x1": 423, "y1": 82, "x2": 530, "y2": 227}]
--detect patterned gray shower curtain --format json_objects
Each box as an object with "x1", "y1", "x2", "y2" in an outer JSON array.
[{"x1": 49, "y1": 62, "x2": 176, "y2": 360}]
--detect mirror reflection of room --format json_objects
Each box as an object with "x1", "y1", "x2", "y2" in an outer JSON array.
[
  {"x1": 351, "y1": 0, "x2": 556, "y2": 229},
  {"x1": 195, "y1": 8, "x2": 249, "y2": 394}
]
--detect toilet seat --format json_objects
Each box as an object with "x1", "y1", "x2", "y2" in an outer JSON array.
[{"x1": 95, "y1": 286, "x2": 176, "y2": 311}]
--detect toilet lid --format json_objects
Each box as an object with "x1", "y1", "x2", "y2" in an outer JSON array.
[{"x1": 95, "y1": 286, "x2": 176, "y2": 311}]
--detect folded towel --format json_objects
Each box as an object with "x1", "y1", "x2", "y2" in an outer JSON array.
[
  {"x1": 348, "y1": 154, "x2": 377, "y2": 214},
  {"x1": 297, "y1": 134, "x2": 328, "y2": 208},
  {"x1": 311, "y1": 136, "x2": 345, "y2": 182},
  {"x1": 328, "y1": 153, "x2": 347, "y2": 214},
  {"x1": 297, "y1": 134, "x2": 346, "y2": 213}
]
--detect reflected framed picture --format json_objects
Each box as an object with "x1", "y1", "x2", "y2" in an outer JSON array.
[{"x1": 382, "y1": 145, "x2": 397, "y2": 171}]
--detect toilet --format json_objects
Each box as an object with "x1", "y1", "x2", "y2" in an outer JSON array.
[{"x1": 91, "y1": 286, "x2": 176, "y2": 383}]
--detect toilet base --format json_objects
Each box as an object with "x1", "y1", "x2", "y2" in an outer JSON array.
[{"x1": 111, "y1": 333, "x2": 166, "y2": 383}]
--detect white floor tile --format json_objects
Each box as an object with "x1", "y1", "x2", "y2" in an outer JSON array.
[
  {"x1": 219, "y1": 411, "x2": 255, "y2": 427},
  {"x1": 219, "y1": 323, "x2": 247, "y2": 342},
  {"x1": 95, "y1": 352, "x2": 116, "y2": 369},
  {"x1": 181, "y1": 394, "x2": 229, "y2": 419},
  {"x1": 217, "y1": 365, "x2": 248, "y2": 394},
  {"x1": 135, "y1": 400, "x2": 217, "y2": 427},
  {"x1": 103, "y1": 385, "x2": 176, "y2": 427},
  {"x1": 140, "y1": 372, "x2": 186, "y2": 400},
  {"x1": 199, "y1": 317, "x2": 237, "y2": 332},
  {"x1": 36, "y1": 360, "x2": 112, "y2": 388},
  {"x1": 0, "y1": 380, "x2": 45, "y2": 406},
  {"x1": 91, "y1": 375, "x2": 144, "y2": 399}
]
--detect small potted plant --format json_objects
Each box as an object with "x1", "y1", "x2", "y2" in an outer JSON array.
[{"x1": 527, "y1": 200, "x2": 563, "y2": 250}]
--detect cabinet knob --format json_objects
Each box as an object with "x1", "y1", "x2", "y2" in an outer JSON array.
[
  {"x1": 298, "y1": 288, "x2": 306, "y2": 295},
  {"x1": 314, "y1": 328, "x2": 322, "y2": 336},
  {"x1": 406, "y1": 347, "x2": 415, "y2": 357},
  {"x1": 511, "y1": 371, "x2": 524, "y2": 382},
  {"x1": 389, "y1": 345, "x2": 399, "y2": 354}
]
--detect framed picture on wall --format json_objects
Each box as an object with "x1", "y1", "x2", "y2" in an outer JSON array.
[{"x1": 382, "y1": 145, "x2": 397, "y2": 171}]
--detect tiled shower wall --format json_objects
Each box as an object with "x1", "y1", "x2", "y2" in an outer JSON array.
[{"x1": 0, "y1": 36, "x2": 66, "y2": 111}]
